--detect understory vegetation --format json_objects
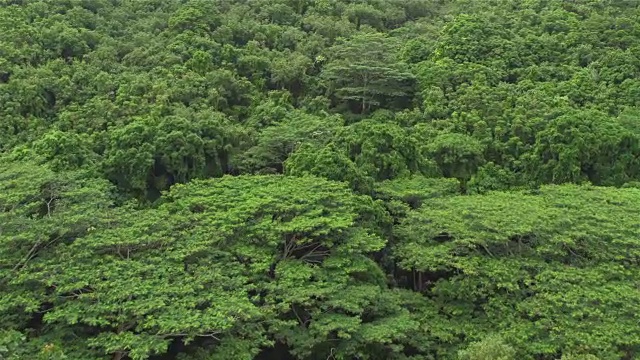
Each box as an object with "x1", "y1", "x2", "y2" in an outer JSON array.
[{"x1": 2, "y1": 0, "x2": 640, "y2": 359}]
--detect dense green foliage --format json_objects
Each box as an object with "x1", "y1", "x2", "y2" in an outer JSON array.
[{"x1": 3, "y1": 0, "x2": 640, "y2": 359}]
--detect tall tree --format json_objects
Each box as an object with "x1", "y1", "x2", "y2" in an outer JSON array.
[{"x1": 320, "y1": 33, "x2": 416, "y2": 114}]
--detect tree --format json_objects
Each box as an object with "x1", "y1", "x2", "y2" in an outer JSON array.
[
  {"x1": 6, "y1": 175, "x2": 395, "y2": 359},
  {"x1": 394, "y1": 184, "x2": 640, "y2": 359},
  {"x1": 103, "y1": 109, "x2": 243, "y2": 199},
  {"x1": 458, "y1": 335, "x2": 516, "y2": 360},
  {"x1": 237, "y1": 110, "x2": 343, "y2": 174},
  {"x1": 321, "y1": 33, "x2": 416, "y2": 114},
  {"x1": 285, "y1": 142, "x2": 374, "y2": 194},
  {"x1": 270, "y1": 51, "x2": 313, "y2": 95},
  {"x1": 423, "y1": 131, "x2": 486, "y2": 190},
  {"x1": 0, "y1": 159, "x2": 114, "y2": 359},
  {"x1": 527, "y1": 109, "x2": 640, "y2": 186},
  {"x1": 285, "y1": 118, "x2": 438, "y2": 193}
]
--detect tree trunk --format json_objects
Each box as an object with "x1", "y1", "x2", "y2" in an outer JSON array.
[{"x1": 362, "y1": 74, "x2": 368, "y2": 113}]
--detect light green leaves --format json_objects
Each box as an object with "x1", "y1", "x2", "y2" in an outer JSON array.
[
  {"x1": 458, "y1": 335, "x2": 516, "y2": 360},
  {"x1": 3, "y1": 174, "x2": 390, "y2": 359},
  {"x1": 394, "y1": 184, "x2": 640, "y2": 359}
]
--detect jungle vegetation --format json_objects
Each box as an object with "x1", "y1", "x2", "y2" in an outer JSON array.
[{"x1": 2, "y1": 0, "x2": 640, "y2": 359}]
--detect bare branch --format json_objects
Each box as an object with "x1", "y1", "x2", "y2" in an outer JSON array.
[
  {"x1": 283, "y1": 234, "x2": 297, "y2": 259},
  {"x1": 13, "y1": 240, "x2": 41, "y2": 271},
  {"x1": 46, "y1": 197, "x2": 55, "y2": 218},
  {"x1": 159, "y1": 332, "x2": 221, "y2": 341},
  {"x1": 13, "y1": 233, "x2": 62, "y2": 271}
]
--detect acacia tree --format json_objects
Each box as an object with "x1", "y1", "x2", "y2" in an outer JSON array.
[
  {"x1": 394, "y1": 184, "x2": 640, "y2": 359},
  {"x1": 320, "y1": 32, "x2": 416, "y2": 114},
  {"x1": 0, "y1": 158, "x2": 114, "y2": 359},
  {"x1": 6, "y1": 175, "x2": 403, "y2": 359}
]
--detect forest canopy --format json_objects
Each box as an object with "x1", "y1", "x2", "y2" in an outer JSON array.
[{"x1": 2, "y1": 0, "x2": 640, "y2": 359}]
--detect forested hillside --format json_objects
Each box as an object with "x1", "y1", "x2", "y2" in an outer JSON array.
[{"x1": 3, "y1": 0, "x2": 640, "y2": 359}]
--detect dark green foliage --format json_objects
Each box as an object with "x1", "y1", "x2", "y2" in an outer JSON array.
[{"x1": 3, "y1": 0, "x2": 640, "y2": 359}]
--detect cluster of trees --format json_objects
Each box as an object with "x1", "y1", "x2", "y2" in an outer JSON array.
[{"x1": 2, "y1": 0, "x2": 640, "y2": 359}]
